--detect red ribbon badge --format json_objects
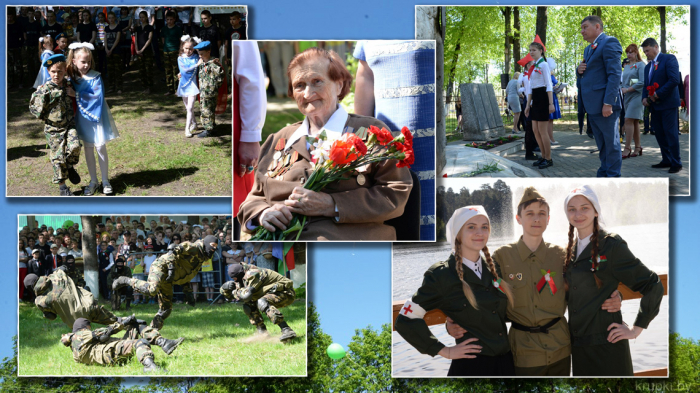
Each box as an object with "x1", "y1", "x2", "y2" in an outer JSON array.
[
  {"x1": 536, "y1": 269, "x2": 557, "y2": 295},
  {"x1": 492, "y1": 278, "x2": 505, "y2": 294}
]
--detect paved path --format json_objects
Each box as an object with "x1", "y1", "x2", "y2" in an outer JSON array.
[{"x1": 502, "y1": 130, "x2": 690, "y2": 196}]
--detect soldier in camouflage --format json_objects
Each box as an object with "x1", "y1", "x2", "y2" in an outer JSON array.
[
  {"x1": 28, "y1": 54, "x2": 82, "y2": 196},
  {"x1": 220, "y1": 263, "x2": 297, "y2": 342},
  {"x1": 24, "y1": 268, "x2": 117, "y2": 329},
  {"x1": 113, "y1": 236, "x2": 218, "y2": 329},
  {"x1": 63, "y1": 255, "x2": 88, "y2": 291},
  {"x1": 60, "y1": 316, "x2": 185, "y2": 372},
  {"x1": 194, "y1": 40, "x2": 224, "y2": 138},
  {"x1": 108, "y1": 256, "x2": 133, "y2": 311}
]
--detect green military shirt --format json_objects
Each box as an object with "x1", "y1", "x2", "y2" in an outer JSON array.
[
  {"x1": 395, "y1": 254, "x2": 510, "y2": 358},
  {"x1": 221, "y1": 263, "x2": 294, "y2": 302},
  {"x1": 29, "y1": 79, "x2": 75, "y2": 129},
  {"x1": 107, "y1": 265, "x2": 132, "y2": 288},
  {"x1": 34, "y1": 269, "x2": 102, "y2": 328},
  {"x1": 493, "y1": 238, "x2": 570, "y2": 368},
  {"x1": 197, "y1": 59, "x2": 224, "y2": 97},
  {"x1": 153, "y1": 240, "x2": 211, "y2": 285},
  {"x1": 566, "y1": 230, "x2": 663, "y2": 347},
  {"x1": 66, "y1": 266, "x2": 87, "y2": 288}
]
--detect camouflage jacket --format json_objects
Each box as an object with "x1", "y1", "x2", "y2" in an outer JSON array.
[
  {"x1": 153, "y1": 240, "x2": 211, "y2": 285},
  {"x1": 65, "y1": 266, "x2": 87, "y2": 288},
  {"x1": 221, "y1": 263, "x2": 294, "y2": 302},
  {"x1": 197, "y1": 59, "x2": 224, "y2": 96},
  {"x1": 61, "y1": 321, "x2": 126, "y2": 365},
  {"x1": 34, "y1": 269, "x2": 99, "y2": 328},
  {"x1": 107, "y1": 265, "x2": 132, "y2": 288},
  {"x1": 29, "y1": 79, "x2": 75, "y2": 128}
]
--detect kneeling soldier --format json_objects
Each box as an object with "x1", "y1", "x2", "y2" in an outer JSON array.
[
  {"x1": 61, "y1": 316, "x2": 184, "y2": 372},
  {"x1": 220, "y1": 263, "x2": 297, "y2": 342}
]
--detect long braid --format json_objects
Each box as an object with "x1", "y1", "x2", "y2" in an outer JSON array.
[
  {"x1": 563, "y1": 224, "x2": 575, "y2": 291},
  {"x1": 482, "y1": 246, "x2": 514, "y2": 308},
  {"x1": 454, "y1": 238, "x2": 478, "y2": 310},
  {"x1": 590, "y1": 217, "x2": 603, "y2": 288}
]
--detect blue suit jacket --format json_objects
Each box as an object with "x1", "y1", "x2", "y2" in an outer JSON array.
[
  {"x1": 642, "y1": 52, "x2": 681, "y2": 111},
  {"x1": 577, "y1": 33, "x2": 623, "y2": 115}
]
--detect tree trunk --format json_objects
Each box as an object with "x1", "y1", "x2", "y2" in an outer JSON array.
[
  {"x1": 514, "y1": 7, "x2": 521, "y2": 72},
  {"x1": 535, "y1": 7, "x2": 548, "y2": 46},
  {"x1": 658, "y1": 6, "x2": 667, "y2": 53},
  {"x1": 446, "y1": 29, "x2": 464, "y2": 98},
  {"x1": 81, "y1": 216, "x2": 99, "y2": 299},
  {"x1": 502, "y1": 7, "x2": 512, "y2": 76}
]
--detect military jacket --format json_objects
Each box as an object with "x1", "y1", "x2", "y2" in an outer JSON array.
[
  {"x1": 107, "y1": 266, "x2": 132, "y2": 288},
  {"x1": 63, "y1": 321, "x2": 126, "y2": 365},
  {"x1": 238, "y1": 114, "x2": 413, "y2": 241},
  {"x1": 34, "y1": 269, "x2": 100, "y2": 328},
  {"x1": 66, "y1": 266, "x2": 87, "y2": 288},
  {"x1": 565, "y1": 230, "x2": 663, "y2": 347},
  {"x1": 221, "y1": 262, "x2": 294, "y2": 302},
  {"x1": 153, "y1": 240, "x2": 210, "y2": 285},
  {"x1": 197, "y1": 59, "x2": 224, "y2": 96},
  {"x1": 493, "y1": 238, "x2": 570, "y2": 368},
  {"x1": 395, "y1": 254, "x2": 510, "y2": 357},
  {"x1": 29, "y1": 79, "x2": 75, "y2": 128}
]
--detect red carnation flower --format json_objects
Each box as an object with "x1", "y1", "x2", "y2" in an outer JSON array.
[
  {"x1": 397, "y1": 146, "x2": 415, "y2": 168},
  {"x1": 368, "y1": 125, "x2": 394, "y2": 146},
  {"x1": 401, "y1": 126, "x2": 413, "y2": 148},
  {"x1": 347, "y1": 133, "x2": 367, "y2": 156}
]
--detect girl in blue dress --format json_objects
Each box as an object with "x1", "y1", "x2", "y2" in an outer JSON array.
[
  {"x1": 67, "y1": 43, "x2": 120, "y2": 196},
  {"x1": 33, "y1": 35, "x2": 55, "y2": 88},
  {"x1": 177, "y1": 35, "x2": 201, "y2": 138}
]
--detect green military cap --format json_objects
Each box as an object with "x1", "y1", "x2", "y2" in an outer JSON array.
[{"x1": 519, "y1": 186, "x2": 545, "y2": 205}]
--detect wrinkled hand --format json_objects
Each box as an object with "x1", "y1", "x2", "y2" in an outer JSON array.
[
  {"x1": 237, "y1": 142, "x2": 260, "y2": 177},
  {"x1": 577, "y1": 61, "x2": 587, "y2": 75},
  {"x1": 445, "y1": 316, "x2": 468, "y2": 339},
  {"x1": 602, "y1": 104, "x2": 613, "y2": 118},
  {"x1": 259, "y1": 204, "x2": 293, "y2": 232},
  {"x1": 437, "y1": 338, "x2": 482, "y2": 359},
  {"x1": 284, "y1": 187, "x2": 335, "y2": 218},
  {"x1": 607, "y1": 323, "x2": 642, "y2": 343},
  {"x1": 601, "y1": 289, "x2": 622, "y2": 312}
]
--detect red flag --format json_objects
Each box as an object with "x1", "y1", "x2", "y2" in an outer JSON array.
[
  {"x1": 517, "y1": 53, "x2": 534, "y2": 67},
  {"x1": 534, "y1": 34, "x2": 547, "y2": 52},
  {"x1": 284, "y1": 245, "x2": 295, "y2": 270}
]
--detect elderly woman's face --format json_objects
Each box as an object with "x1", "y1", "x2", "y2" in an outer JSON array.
[{"x1": 290, "y1": 58, "x2": 343, "y2": 121}]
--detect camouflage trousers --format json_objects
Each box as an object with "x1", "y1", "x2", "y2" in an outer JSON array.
[
  {"x1": 45, "y1": 126, "x2": 82, "y2": 184},
  {"x1": 8, "y1": 48, "x2": 24, "y2": 87},
  {"x1": 200, "y1": 95, "x2": 217, "y2": 131},
  {"x1": 88, "y1": 324, "x2": 160, "y2": 366},
  {"x1": 111, "y1": 286, "x2": 134, "y2": 310},
  {"x1": 106, "y1": 52, "x2": 123, "y2": 91},
  {"x1": 24, "y1": 46, "x2": 40, "y2": 86},
  {"x1": 163, "y1": 51, "x2": 178, "y2": 93},
  {"x1": 139, "y1": 49, "x2": 154, "y2": 88},
  {"x1": 87, "y1": 303, "x2": 120, "y2": 326},
  {"x1": 243, "y1": 288, "x2": 295, "y2": 326}
]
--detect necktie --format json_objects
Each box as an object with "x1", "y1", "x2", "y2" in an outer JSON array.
[
  {"x1": 649, "y1": 60, "x2": 655, "y2": 81},
  {"x1": 53, "y1": 255, "x2": 57, "y2": 268}
]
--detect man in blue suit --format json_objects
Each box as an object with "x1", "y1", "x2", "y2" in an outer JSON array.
[
  {"x1": 642, "y1": 38, "x2": 682, "y2": 173},
  {"x1": 576, "y1": 15, "x2": 623, "y2": 177}
]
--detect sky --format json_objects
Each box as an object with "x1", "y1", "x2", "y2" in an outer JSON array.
[{"x1": 1, "y1": 0, "x2": 698, "y2": 383}]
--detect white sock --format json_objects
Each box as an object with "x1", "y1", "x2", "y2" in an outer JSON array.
[
  {"x1": 83, "y1": 143, "x2": 98, "y2": 184},
  {"x1": 96, "y1": 144, "x2": 109, "y2": 184}
]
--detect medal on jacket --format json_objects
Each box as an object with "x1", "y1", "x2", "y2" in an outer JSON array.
[
  {"x1": 357, "y1": 173, "x2": 366, "y2": 185},
  {"x1": 273, "y1": 138, "x2": 285, "y2": 161},
  {"x1": 590, "y1": 255, "x2": 607, "y2": 271},
  {"x1": 536, "y1": 269, "x2": 557, "y2": 295},
  {"x1": 492, "y1": 278, "x2": 505, "y2": 294}
]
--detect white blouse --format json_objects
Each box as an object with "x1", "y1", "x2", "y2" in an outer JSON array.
[
  {"x1": 526, "y1": 60, "x2": 553, "y2": 95},
  {"x1": 233, "y1": 41, "x2": 267, "y2": 143},
  {"x1": 462, "y1": 256, "x2": 482, "y2": 279}
]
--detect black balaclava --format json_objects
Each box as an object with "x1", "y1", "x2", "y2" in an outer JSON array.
[
  {"x1": 202, "y1": 235, "x2": 218, "y2": 257},
  {"x1": 65, "y1": 255, "x2": 75, "y2": 267},
  {"x1": 228, "y1": 263, "x2": 245, "y2": 283},
  {"x1": 115, "y1": 256, "x2": 125, "y2": 271},
  {"x1": 72, "y1": 318, "x2": 91, "y2": 333},
  {"x1": 24, "y1": 274, "x2": 39, "y2": 291}
]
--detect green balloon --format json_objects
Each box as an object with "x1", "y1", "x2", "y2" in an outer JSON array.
[
  {"x1": 62, "y1": 220, "x2": 74, "y2": 229},
  {"x1": 327, "y1": 343, "x2": 346, "y2": 359}
]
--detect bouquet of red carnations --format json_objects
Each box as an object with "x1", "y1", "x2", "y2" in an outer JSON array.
[{"x1": 251, "y1": 126, "x2": 415, "y2": 240}]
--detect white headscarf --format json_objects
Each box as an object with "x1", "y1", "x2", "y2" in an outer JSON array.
[
  {"x1": 564, "y1": 185, "x2": 602, "y2": 220},
  {"x1": 445, "y1": 206, "x2": 490, "y2": 252}
]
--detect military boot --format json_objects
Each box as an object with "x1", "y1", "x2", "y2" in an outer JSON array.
[
  {"x1": 142, "y1": 356, "x2": 163, "y2": 373},
  {"x1": 112, "y1": 276, "x2": 132, "y2": 291},
  {"x1": 156, "y1": 337, "x2": 185, "y2": 356},
  {"x1": 255, "y1": 323, "x2": 268, "y2": 336},
  {"x1": 278, "y1": 321, "x2": 297, "y2": 342}
]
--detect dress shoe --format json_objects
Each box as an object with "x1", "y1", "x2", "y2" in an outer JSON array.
[
  {"x1": 651, "y1": 162, "x2": 671, "y2": 169},
  {"x1": 669, "y1": 166, "x2": 683, "y2": 174}
]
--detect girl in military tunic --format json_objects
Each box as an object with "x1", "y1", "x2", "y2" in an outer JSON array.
[
  {"x1": 395, "y1": 206, "x2": 516, "y2": 376},
  {"x1": 563, "y1": 185, "x2": 664, "y2": 376}
]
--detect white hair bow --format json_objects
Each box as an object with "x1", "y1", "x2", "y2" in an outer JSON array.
[
  {"x1": 69, "y1": 42, "x2": 95, "y2": 51},
  {"x1": 193, "y1": 36, "x2": 202, "y2": 44},
  {"x1": 180, "y1": 35, "x2": 191, "y2": 42},
  {"x1": 39, "y1": 37, "x2": 45, "y2": 43}
]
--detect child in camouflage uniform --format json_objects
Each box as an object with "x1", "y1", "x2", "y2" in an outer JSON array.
[
  {"x1": 61, "y1": 316, "x2": 185, "y2": 373},
  {"x1": 29, "y1": 54, "x2": 82, "y2": 196},
  {"x1": 194, "y1": 40, "x2": 224, "y2": 138},
  {"x1": 221, "y1": 263, "x2": 297, "y2": 342}
]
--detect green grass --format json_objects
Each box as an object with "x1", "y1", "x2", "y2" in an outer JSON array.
[
  {"x1": 6, "y1": 67, "x2": 232, "y2": 196},
  {"x1": 18, "y1": 299, "x2": 307, "y2": 376},
  {"x1": 262, "y1": 109, "x2": 305, "y2": 142}
]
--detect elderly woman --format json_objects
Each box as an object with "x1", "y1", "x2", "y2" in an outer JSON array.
[{"x1": 237, "y1": 48, "x2": 413, "y2": 241}]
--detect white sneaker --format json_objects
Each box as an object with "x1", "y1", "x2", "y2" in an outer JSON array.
[
  {"x1": 84, "y1": 182, "x2": 99, "y2": 196},
  {"x1": 103, "y1": 182, "x2": 113, "y2": 194}
]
